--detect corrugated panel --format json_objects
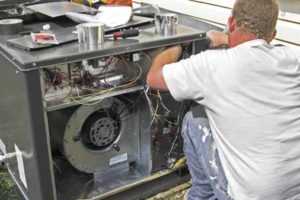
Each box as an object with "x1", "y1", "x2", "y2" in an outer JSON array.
[
  {"x1": 135, "y1": 0, "x2": 231, "y2": 24},
  {"x1": 134, "y1": 0, "x2": 300, "y2": 55},
  {"x1": 277, "y1": 20, "x2": 300, "y2": 45},
  {"x1": 191, "y1": 0, "x2": 234, "y2": 8},
  {"x1": 272, "y1": 40, "x2": 300, "y2": 56},
  {"x1": 278, "y1": 0, "x2": 300, "y2": 16},
  {"x1": 279, "y1": 11, "x2": 300, "y2": 23},
  {"x1": 192, "y1": 0, "x2": 300, "y2": 23}
]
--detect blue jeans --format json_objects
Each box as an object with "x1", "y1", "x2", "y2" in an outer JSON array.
[{"x1": 182, "y1": 111, "x2": 231, "y2": 200}]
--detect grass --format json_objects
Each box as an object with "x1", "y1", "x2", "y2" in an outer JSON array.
[{"x1": 0, "y1": 164, "x2": 22, "y2": 200}]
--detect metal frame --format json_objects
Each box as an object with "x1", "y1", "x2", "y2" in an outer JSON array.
[{"x1": 0, "y1": 11, "x2": 213, "y2": 200}]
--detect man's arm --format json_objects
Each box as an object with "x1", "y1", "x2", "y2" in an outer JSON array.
[
  {"x1": 146, "y1": 31, "x2": 227, "y2": 90},
  {"x1": 146, "y1": 45, "x2": 182, "y2": 90},
  {"x1": 206, "y1": 30, "x2": 229, "y2": 48}
]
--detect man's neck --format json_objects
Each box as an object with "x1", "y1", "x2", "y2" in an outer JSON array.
[{"x1": 229, "y1": 29, "x2": 262, "y2": 47}]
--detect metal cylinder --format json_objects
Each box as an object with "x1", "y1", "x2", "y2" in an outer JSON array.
[
  {"x1": 155, "y1": 13, "x2": 178, "y2": 36},
  {"x1": 77, "y1": 22, "x2": 104, "y2": 45},
  {"x1": 0, "y1": 19, "x2": 23, "y2": 35}
]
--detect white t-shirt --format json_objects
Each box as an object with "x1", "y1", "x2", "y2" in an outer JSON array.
[{"x1": 163, "y1": 40, "x2": 300, "y2": 200}]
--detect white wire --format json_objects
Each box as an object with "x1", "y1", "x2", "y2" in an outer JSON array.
[{"x1": 71, "y1": 60, "x2": 143, "y2": 105}]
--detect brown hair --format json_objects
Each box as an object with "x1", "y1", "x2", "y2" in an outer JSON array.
[{"x1": 232, "y1": 0, "x2": 279, "y2": 40}]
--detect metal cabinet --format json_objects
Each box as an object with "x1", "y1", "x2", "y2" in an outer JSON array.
[{"x1": 0, "y1": 16, "x2": 208, "y2": 200}]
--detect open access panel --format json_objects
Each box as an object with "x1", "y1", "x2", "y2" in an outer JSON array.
[{"x1": 0, "y1": 17, "x2": 208, "y2": 200}]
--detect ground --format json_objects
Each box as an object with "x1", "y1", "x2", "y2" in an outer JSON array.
[{"x1": 147, "y1": 182, "x2": 191, "y2": 200}]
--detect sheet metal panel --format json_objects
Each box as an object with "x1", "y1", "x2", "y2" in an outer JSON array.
[
  {"x1": 0, "y1": 55, "x2": 56, "y2": 200},
  {"x1": 0, "y1": 21, "x2": 204, "y2": 71},
  {"x1": 0, "y1": 13, "x2": 209, "y2": 200},
  {"x1": 27, "y1": 2, "x2": 97, "y2": 18}
]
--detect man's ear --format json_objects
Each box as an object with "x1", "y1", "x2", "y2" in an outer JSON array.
[
  {"x1": 228, "y1": 16, "x2": 235, "y2": 33},
  {"x1": 272, "y1": 30, "x2": 277, "y2": 40},
  {"x1": 267, "y1": 30, "x2": 277, "y2": 43}
]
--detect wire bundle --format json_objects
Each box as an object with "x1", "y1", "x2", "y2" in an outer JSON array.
[{"x1": 43, "y1": 56, "x2": 142, "y2": 106}]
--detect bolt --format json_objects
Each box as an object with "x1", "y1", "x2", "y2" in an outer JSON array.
[{"x1": 113, "y1": 143, "x2": 120, "y2": 152}]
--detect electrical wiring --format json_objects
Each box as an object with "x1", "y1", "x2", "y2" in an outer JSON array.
[
  {"x1": 144, "y1": 87, "x2": 181, "y2": 128},
  {"x1": 157, "y1": 91, "x2": 172, "y2": 113},
  {"x1": 43, "y1": 52, "x2": 194, "y2": 175},
  {"x1": 117, "y1": 94, "x2": 141, "y2": 121},
  {"x1": 171, "y1": 157, "x2": 187, "y2": 169},
  {"x1": 144, "y1": 92, "x2": 181, "y2": 135},
  {"x1": 166, "y1": 101, "x2": 195, "y2": 169},
  {"x1": 144, "y1": 83, "x2": 191, "y2": 168},
  {"x1": 69, "y1": 87, "x2": 115, "y2": 106},
  {"x1": 168, "y1": 105, "x2": 185, "y2": 155},
  {"x1": 98, "y1": 56, "x2": 119, "y2": 76},
  {"x1": 148, "y1": 98, "x2": 160, "y2": 129},
  {"x1": 44, "y1": 77, "x2": 72, "y2": 103},
  {"x1": 120, "y1": 57, "x2": 132, "y2": 76},
  {"x1": 68, "y1": 60, "x2": 142, "y2": 105},
  {"x1": 48, "y1": 86, "x2": 73, "y2": 103},
  {"x1": 69, "y1": 95, "x2": 105, "y2": 106},
  {"x1": 118, "y1": 61, "x2": 142, "y2": 88},
  {"x1": 144, "y1": 87, "x2": 164, "y2": 130},
  {"x1": 44, "y1": 68, "x2": 73, "y2": 102},
  {"x1": 44, "y1": 71, "x2": 57, "y2": 95},
  {"x1": 167, "y1": 129, "x2": 180, "y2": 158},
  {"x1": 144, "y1": 86, "x2": 189, "y2": 169},
  {"x1": 144, "y1": 88, "x2": 161, "y2": 117},
  {"x1": 43, "y1": 54, "x2": 144, "y2": 107},
  {"x1": 141, "y1": 51, "x2": 152, "y2": 62}
]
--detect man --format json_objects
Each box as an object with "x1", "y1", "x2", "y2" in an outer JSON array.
[{"x1": 147, "y1": 0, "x2": 300, "y2": 199}]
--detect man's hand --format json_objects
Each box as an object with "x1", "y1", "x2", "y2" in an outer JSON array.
[
  {"x1": 147, "y1": 45, "x2": 182, "y2": 90},
  {"x1": 206, "y1": 30, "x2": 229, "y2": 48}
]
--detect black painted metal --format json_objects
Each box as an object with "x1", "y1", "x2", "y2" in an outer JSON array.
[{"x1": 0, "y1": 55, "x2": 55, "y2": 200}]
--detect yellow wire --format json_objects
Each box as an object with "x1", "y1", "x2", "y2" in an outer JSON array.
[
  {"x1": 69, "y1": 61, "x2": 142, "y2": 105},
  {"x1": 145, "y1": 89, "x2": 180, "y2": 125},
  {"x1": 121, "y1": 58, "x2": 132, "y2": 76},
  {"x1": 157, "y1": 91, "x2": 172, "y2": 113},
  {"x1": 69, "y1": 88, "x2": 114, "y2": 105},
  {"x1": 141, "y1": 51, "x2": 152, "y2": 62},
  {"x1": 172, "y1": 157, "x2": 187, "y2": 169},
  {"x1": 69, "y1": 87, "x2": 114, "y2": 106},
  {"x1": 149, "y1": 100, "x2": 159, "y2": 128},
  {"x1": 69, "y1": 96, "x2": 104, "y2": 106}
]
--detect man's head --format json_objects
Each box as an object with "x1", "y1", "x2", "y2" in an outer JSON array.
[{"x1": 228, "y1": 0, "x2": 279, "y2": 46}]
